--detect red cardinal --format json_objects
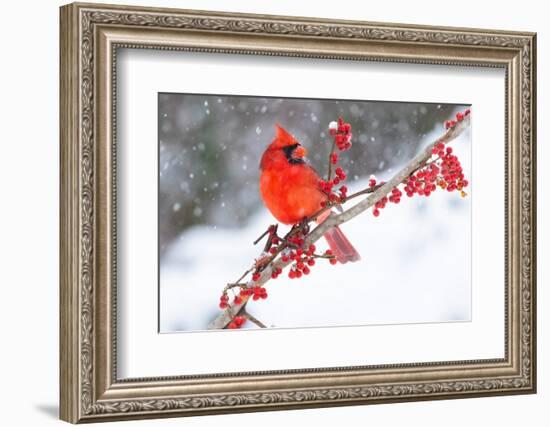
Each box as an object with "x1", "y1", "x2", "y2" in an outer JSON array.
[{"x1": 259, "y1": 124, "x2": 360, "y2": 263}]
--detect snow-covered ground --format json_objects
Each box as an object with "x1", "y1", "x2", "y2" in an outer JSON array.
[{"x1": 160, "y1": 127, "x2": 471, "y2": 332}]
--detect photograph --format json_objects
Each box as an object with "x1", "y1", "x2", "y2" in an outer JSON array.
[
  {"x1": 158, "y1": 93, "x2": 472, "y2": 332},
  {"x1": 56, "y1": 2, "x2": 536, "y2": 422}
]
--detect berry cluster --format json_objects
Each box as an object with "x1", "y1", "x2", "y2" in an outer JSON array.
[
  {"x1": 431, "y1": 143, "x2": 469, "y2": 196},
  {"x1": 327, "y1": 117, "x2": 353, "y2": 165},
  {"x1": 219, "y1": 293, "x2": 230, "y2": 309},
  {"x1": 318, "y1": 118, "x2": 354, "y2": 207},
  {"x1": 326, "y1": 249, "x2": 337, "y2": 265},
  {"x1": 231, "y1": 283, "x2": 269, "y2": 304},
  {"x1": 227, "y1": 315, "x2": 246, "y2": 329},
  {"x1": 371, "y1": 184, "x2": 402, "y2": 217},
  {"x1": 444, "y1": 108, "x2": 471, "y2": 130},
  {"x1": 329, "y1": 117, "x2": 353, "y2": 151},
  {"x1": 372, "y1": 109, "x2": 470, "y2": 218},
  {"x1": 403, "y1": 141, "x2": 468, "y2": 198},
  {"x1": 285, "y1": 243, "x2": 316, "y2": 279}
]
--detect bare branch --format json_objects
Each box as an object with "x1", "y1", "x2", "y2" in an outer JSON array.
[{"x1": 243, "y1": 311, "x2": 268, "y2": 328}]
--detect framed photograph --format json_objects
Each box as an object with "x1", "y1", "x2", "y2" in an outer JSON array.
[{"x1": 60, "y1": 2, "x2": 537, "y2": 423}]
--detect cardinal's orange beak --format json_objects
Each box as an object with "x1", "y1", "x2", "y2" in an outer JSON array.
[{"x1": 293, "y1": 145, "x2": 307, "y2": 159}]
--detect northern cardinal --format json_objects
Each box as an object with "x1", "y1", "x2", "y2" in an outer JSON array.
[{"x1": 259, "y1": 124, "x2": 360, "y2": 263}]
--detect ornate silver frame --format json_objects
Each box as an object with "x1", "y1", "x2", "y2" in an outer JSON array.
[{"x1": 60, "y1": 2, "x2": 536, "y2": 423}]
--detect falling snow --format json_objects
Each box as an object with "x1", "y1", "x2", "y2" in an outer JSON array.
[{"x1": 158, "y1": 92, "x2": 466, "y2": 266}]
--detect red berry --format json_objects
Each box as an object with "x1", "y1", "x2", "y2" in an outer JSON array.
[
  {"x1": 373, "y1": 208, "x2": 380, "y2": 217},
  {"x1": 288, "y1": 270, "x2": 296, "y2": 279},
  {"x1": 456, "y1": 112, "x2": 464, "y2": 121},
  {"x1": 307, "y1": 258, "x2": 315, "y2": 266},
  {"x1": 329, "y1": 258, "x2": 337, "y2": 265}
]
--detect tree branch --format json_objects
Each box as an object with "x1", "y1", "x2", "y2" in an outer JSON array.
[{"x1": 208, "y1": 115, "x2": 470, "y2": 330}]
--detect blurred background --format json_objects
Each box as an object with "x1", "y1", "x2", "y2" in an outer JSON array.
[{"x1": 158, "y1": 94, "x2": 471, "y2": 332}]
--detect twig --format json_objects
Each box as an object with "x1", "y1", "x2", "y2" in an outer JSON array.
[
  {"x1": 208, "y1": 116, "x2": 470, "y2": 330},
  {"x1": 326, "y1": 138, "x2": 337, "y2": 181},
  {"x1": 253, "y1": 227, "x2": 272, "y2": 245},
  {"x1": 243, "y1": 311, "x2": 268, "y2": 328}
]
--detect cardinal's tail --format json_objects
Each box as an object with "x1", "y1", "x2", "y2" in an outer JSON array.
[{"x1": 323, "y1": 226, "x2": 361, "y2": 264}]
